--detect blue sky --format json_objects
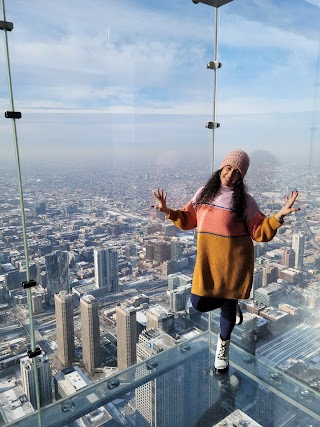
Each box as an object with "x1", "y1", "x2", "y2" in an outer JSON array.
[{"x1": 0, "y1": 0, "x2": 319, "y2": 167}]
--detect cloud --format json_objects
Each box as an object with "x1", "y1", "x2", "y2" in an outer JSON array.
[
  {"x1": 5, "y1": 0, "x2": 317, "y2": 97},
  {"x1": 0, "y1": 0, "x2": 319, "y2": 164},
  {"x1": 303, "y1": 0, "x2": 320, "y2": 7}
]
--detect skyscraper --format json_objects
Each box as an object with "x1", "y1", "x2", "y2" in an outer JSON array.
[
  {"x1": 116, "y1": 305, "x2": 138, "y2": 371},
  {"x1": 135, "y1": 329, "x2": 210, "y2": 427},
  {"x1": 168, "y1": 273, "x2": 192, "y2": 291},
  {"x1": 45, "y1": 251, "x2": 69, "y2": 295},
  {"x1": 281, "y1": 248, "x2": 295, "y2": 268},
  {"x1": 136, "y1": 329, "x2": 180, "y2": 427},
  {"x1": 20, "y1": 354, "x2": 52, "y2": 409},
  {"x1": 185, "y1": 296, "x2": 203, "y2": 329},
  {"x1": 262, "y1": 265, "x2": 278, "y2": 287},
  {"x1": 251, "y1": 268, "x2": 262, "y2": 298},
  {"x1": 94, "y1": 247, "x2": 119, "y2": 292},
  {"x1": 54, "y1": 366, "x2": 90, "y2": 399},
  {"x1": 35, "y1": 201, "x2": 46, "y2": 216},
  {"x1": 255, "y1": 384, "x2": 275, "y2": 427},
  {"x1": 169, "y1": 285, "x2": 191, "y2": 312},
  {"x1": 145, "y1": 241, "x2": 171, "y2": 263},
  {"x1": 171, "y1": 239, "x2": 183, "y2": 260},
  {"x1": 292, "y1": 232, "x2": 305, "y2": 269},
  {"x1": 146, "y1": 305, "x2": 174, "y2": 333},
  {"x1": 32, "y1": 293, "x2": 43, "y2": 314},
  {"x1": 54, "y1": 291, "x2": 75, "y2": 366},
  {"x1": 80, "y1": 295, "x2": 100, "y2": 372}
]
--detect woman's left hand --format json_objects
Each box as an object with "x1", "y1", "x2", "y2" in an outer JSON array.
[{"x1": 275, "y1": 190, "x2": 299, "y2": 221}]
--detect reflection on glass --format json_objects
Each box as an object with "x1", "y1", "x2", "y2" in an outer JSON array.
[
  {"x1": 3, "y1": 334, "x2": 319, "y2": 427},
  {"x1": 0, "y1": 0, "x2": 320, "y2": 426}
]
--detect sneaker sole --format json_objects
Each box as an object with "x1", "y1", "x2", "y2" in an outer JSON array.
[{"x1": 214, "y1": 365, "x2": 229, "y2": 375}]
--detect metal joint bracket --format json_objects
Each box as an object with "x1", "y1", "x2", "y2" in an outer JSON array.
[
  {"x1": 0, "y1": 20, "x2": 13, "y2": 31},
  {"x1": 27, "y1": 347, "x2": 42, "y2": 359},
  {"x1": 192, "y1": 0, "x2": 234, "y2": 7},
  {"x1": 22, "y1": 279, "x2": 37, "y2": 289},
  {"x1": 205, "y1": 121, "x2": 220, "y2": 129},
  {"x1": 206, "y1": 61, "x2": 222, "y2": 70},
  {"x1": 5, "y1": 111, "x2": 22, "y2": 119}
]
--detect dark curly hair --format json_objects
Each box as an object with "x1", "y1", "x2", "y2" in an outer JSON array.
[{"x1": 195, "y1": 170, "x2": 247, "y2": 219}]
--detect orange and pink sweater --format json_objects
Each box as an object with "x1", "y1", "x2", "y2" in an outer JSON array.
[{"x1": 167, "y1": 185, "x2": 283, "y2": 299}]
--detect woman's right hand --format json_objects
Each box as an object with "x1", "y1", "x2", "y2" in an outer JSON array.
[{"x1": 152, "y1": 188, "x2": 169, "y2": 215}]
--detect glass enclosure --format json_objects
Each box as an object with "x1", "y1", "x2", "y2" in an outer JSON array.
[{"x1": 0, "y1": 0, "x2": 319, "y2": 426}]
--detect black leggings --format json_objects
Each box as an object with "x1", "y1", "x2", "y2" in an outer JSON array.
[{"x1": 191, "y1": 294, "x2": 237, "y2": 341}]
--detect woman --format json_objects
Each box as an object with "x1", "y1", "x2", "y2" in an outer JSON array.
[{"x1": 152, "y1": 149, "x2": 299, "y2": 374}]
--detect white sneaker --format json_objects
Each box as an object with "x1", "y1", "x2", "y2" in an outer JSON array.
[
  {"x1": 214, "y1": 334, "x2": 230, "y2": 374},
  {"x1": 236, "y1": 302, "x2": 243, "y2": 325}
]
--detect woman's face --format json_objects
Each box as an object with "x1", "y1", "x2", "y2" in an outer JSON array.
[{"x1": 220, "y1": 165, "x2": 241, "y2": 187}]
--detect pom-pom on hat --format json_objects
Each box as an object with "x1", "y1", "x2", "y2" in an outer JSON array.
[{"x1": 218, "y1": 149, "x2": 250, "y2": 179}]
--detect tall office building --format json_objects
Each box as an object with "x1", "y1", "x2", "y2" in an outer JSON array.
[
  {"x1": 32, "y1": 293, "x2": 43, "y2": 314},
  {"x1": 35, "y1": 201, "x2": 46, "y2": 215},
  {"x1": 146, "y1": 305, "x2": 174, "y2": 333},
  {"x1": 185, "y1": 296, "x2": 203, "y2": 329},
  {"x1": 253, "y1": 242, "x2": 261, "y2": 259},
  {"x1": 233, "y1": 312, "x2": 259, "y2": 355},
  {"x1": 281, "y1": 248, "x2": 295, "y2": 268},
  {"x1": 168, "y1": 273, "x2": 192, "y2": 291},
  {"x1": 54, "y1": 366, "x2": 90, "y2": 399},
  {"x1": 255, "y1": 384, "x2": 275, "y2": 427},
  {"x1": 292, "y1": 232, "x2": 305, "y2": 269},
  {"x1": 20, "y1": 354, "x2": 52, "y2": 409},
  {"x1": 136, "y1": 329, "x2": 181, "y2": 427},
  {"x1": 162, "y1": 223, "x2": 178, "y2": 237},
  {"x1": 45, "y1": 251, "x2": 69, "y2": 295},
  {"x1": 4, "y1": 269, "x2": 21, "y2": 290},
  {"x1": 116, "y1": 305, "x2": 138, "y2": 371},
  {"x1": 169, "y1": 285, "x2": 191, "y2": 312},
  {"x1": 80, "y1": 295, "x2": 101, "y2": 372},
  {"x1": 125, "y1": 244, "x2": 137, "y2": 257},
  {"x1": 254, "y1": 283, "x2": 286, "y2": 307},
  {"x1": 262, "y1": 265, "x2": 278, "y2": 287},
  {"x1": 94, "y1": 247, "x2": 119, "y2": 292},
  {"x1": 135, "y1": 329, "x2": 211, "y2": 427},
  {"x1": 251, "y1": 268, "x2": 262, "y2": 298},
  {"x1": 171, "y1": 240, "x2": 183, "y2": 260},
  {"x1": 145, "y1": 241, "x2": 171, "y2": 263},
  {"x1": 54, "y1": 291, "x2": 75, "y2": 366},
  {"x1": 167, "y1": 273, "x2": 181, "y2": 291}
]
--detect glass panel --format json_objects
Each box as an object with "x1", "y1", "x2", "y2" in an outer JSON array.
[
  {"x1": 217, "y1": 0, "x2": 320, "y2": 396},
  {"x1": 0, "y1": 1, "x2": 43, "y2": 424},
  {"x1": 0, "y1": 113, "x2": 34, "y2": 427},
  {"x1": 5, "y1": 334, "x2": 320, "y2": 427},
  {"x1": 2, "y1": 0, "x2": 215, "y2": 424},
  {"x1": 1, "y1": 0, "x2": 320, "y2": 426}
]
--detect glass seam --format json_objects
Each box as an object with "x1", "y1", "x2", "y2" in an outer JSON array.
[{"x1": 1, "y1": 0, "x2": 42, "y2": 424}]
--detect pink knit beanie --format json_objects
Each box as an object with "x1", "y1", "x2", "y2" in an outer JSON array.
[{"x1": 218, "y1": 149, "x2": 250, "y2": 179}]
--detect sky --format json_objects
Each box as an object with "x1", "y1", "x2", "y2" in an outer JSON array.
[{"x1": 0, "y1": 0, "x2": 319, "y2": 168}]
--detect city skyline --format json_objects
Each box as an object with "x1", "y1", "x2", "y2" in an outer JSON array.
[{"x1": 0, "y1": 160, "x2": 320, "y2": 425}]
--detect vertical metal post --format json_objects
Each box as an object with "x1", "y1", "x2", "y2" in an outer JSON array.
[
  {"x1": 196, "y1": 0, "x2": 235, "y2": 386},
  {"x1": 1, "y1": 1, "x2": 42, "y2": 424},
  {"x1": 208, "y1": 6, "x2": 220, "y2": 379},
  {"x1": 211, "y1": 7, "x2": 219, "y2": 173}
]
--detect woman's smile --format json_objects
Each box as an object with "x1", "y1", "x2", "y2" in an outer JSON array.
[{"x1": 220, "y1": 165, "x2": 241, "y2": 187}]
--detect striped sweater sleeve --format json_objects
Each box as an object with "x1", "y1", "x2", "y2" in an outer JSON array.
[
  {"x1": 245, "y1": 194, "x2": 282, "y2": 242},
  {"x1": 167, "y1": 200, "x2": 197, "y2": 230},
  {"x1": 166, "y1": 188, "x2": 202, "y2": 230}
]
